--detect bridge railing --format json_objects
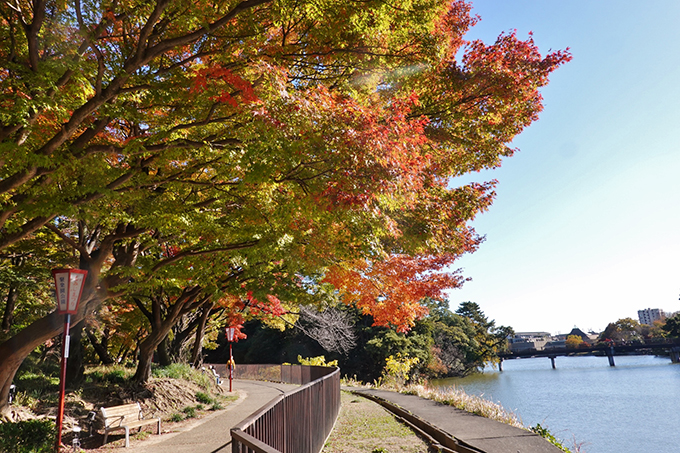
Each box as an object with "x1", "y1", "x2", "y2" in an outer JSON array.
[{"x1": 208, "y1": 364, "x2": 340, "y2": 453}]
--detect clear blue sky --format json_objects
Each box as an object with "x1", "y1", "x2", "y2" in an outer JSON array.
[{"x1": 447, "y1": 1, "x2": 680, "y2": 334}]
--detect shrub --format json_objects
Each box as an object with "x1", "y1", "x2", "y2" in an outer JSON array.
[
  {"x1": 531, "y1": 423, "x2": 571, "y2": 452},
  {"x1": 195, "y1": 391, "x2": 213, "y2": 405},
  {"x1": 0, "y1": 419, "x2": 56, "y2": 453},
  {"x1": 296, "y1": 355, "x2": 338, "y2": 367},
  {"x1": 210, "y1": 402, "x2": 224, "y2": 411},
  {"x1": 381, "y1": 353, "x2": 419, "y2": 386},
  {"x1": 151, "y1": 363, "x2": 212, "y2": 389},
  {"x1": 182, "y1": 406, "x2": 197, "y2": 418}
]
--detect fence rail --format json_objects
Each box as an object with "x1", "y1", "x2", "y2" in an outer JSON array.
[{"x1": 206, "y1": 364, "x2": 340, "y2": 453}]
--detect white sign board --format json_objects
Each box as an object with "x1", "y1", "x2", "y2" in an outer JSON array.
[{"x1": 52, "y1": 269, "x2": 88, "y2": 315}]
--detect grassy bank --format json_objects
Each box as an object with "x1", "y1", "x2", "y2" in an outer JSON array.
[{"x1": 323, "y1": 391, "x2": 429, "y2": 453}]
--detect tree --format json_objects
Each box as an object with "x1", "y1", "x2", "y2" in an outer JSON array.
[
  {"x1": 0, "y1": 0, "x2": 569, "y2": 414},
  {"x1": 599, "y1": 318, "x2": 642, "y2": 343},
  {"x1": 565, "y1": 335, "x2": 584, "y2": 349},
  {"x1": 662, "y1": 314, "x2": 680, "y2": 338}
]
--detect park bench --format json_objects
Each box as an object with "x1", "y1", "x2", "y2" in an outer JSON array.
[{"x1": 100, "y1": 402, "x2": 161, "y2": 448}]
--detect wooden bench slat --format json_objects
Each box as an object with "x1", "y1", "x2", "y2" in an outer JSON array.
[{"x1": 100, "y1": 402, "x2": 161, "y2": 448}]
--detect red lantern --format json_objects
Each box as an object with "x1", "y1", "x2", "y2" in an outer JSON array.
[{"x1": 52, "y1": 268, "x2": 88, "y2": 451}]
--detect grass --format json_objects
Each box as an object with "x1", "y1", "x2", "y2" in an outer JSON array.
[
  {"x1": 195, "y1": 391, "x2": 214, "y2": 404},
  {"x1": 151, "y1": 363, "x2": 213, "y2": 389},
  {"x1": 84, "y1": 364, "x2": 135, "y2": 384},
  {"x1": 322, "y1": 391, "x2": 429, "y2": 453},
  {"x1": 399, "y1": 383, "x2": 524, "y2": 428},
  {"x1": 383, "y1": 382, "x2": 576, "y2": 452}
]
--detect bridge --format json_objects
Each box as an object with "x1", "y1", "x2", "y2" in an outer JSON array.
[{"x1": 498, "y1": 339, "x2": 680, "y2": 369}]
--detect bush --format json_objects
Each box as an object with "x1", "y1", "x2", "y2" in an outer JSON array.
[
  {"x1": 296, "y1": 355, "x2": 338, "y2": 367},
  {"x1": 182, "y1": 406, "x2": 197, "y2": 418},
  {"x1": 151, "y1": 363, "x2": 212, "y2": 389},
  {"x1": 0, "y1": 419, "x2": 56, "y2": 453},
  {"x1": 195, "y1": 392, "x2": 213, "y2": 405},
  {"x1": 531, "y1": 423, "x2": 571, "y2": 452},
  {"x1": 210, "y1": 402, "x2": 223, "y2": 411}
]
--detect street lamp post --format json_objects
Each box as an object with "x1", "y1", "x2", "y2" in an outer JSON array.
[
  {"x1": 226, "y1": 327, "x2": 236, "y2": 392},
  {"x1": 52, "y1": 269, "x2": 88, "y2": 452}
]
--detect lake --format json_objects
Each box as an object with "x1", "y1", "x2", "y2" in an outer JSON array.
[{"x1": 430, "y1": 355, "x2": 680, "y2": 453}]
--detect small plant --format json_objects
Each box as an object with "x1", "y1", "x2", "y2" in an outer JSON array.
[
  {"x1": 12, "y1": 391, "x2": 39, "y2": 410},
  {"x1": 182, "y1": 406, "x2": 197, "y2": 418},
  {"x1": 195, "y1": 391, "x2": 213, "y2": 404},
  {"x1": 87, "y1": 370, "x2": 104, "y2": 382},
  {"x1": 0, "y1": 419, "x2": 56, "y2": 453},
  {"x1": 531, "y1": 423, "x2": 572, "y2": 452},
  {"x1": 210, "y1": 402, "x2": 224, "y2": 411},
  {"x1": 169, "y1": 413, "x2": 184, "y2": 422}
]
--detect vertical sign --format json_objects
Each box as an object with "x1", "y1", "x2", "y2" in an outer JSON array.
[{"x1": 52, "y1": 269, "x2": 88, "y2": 314}]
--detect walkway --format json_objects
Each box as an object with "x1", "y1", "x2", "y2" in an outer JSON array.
[
  {"x1": 132, "y1": 380, "x2": 298, "y2": 453},
  {"x1": 124, "y1": 380, "x2": 562, "y2": 453},
  {"x1": 351, "y1": 388, "x2": 564, "y2": 453}
]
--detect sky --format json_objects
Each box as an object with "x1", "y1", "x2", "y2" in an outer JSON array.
[{"x1": 445, "y1": 1, "x2": 680, "y2": 335}]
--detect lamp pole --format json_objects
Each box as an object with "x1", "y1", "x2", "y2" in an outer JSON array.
[
  {"x1": 52, "y1": 269, "x2": 88, "y2": 452},
  {"x1": 226, "y1": 327, "x2": 236, "y2": 392}
]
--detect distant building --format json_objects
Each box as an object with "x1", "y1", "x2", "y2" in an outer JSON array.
[
  {"x1": 638, "y1": 308, "x2": 666, "y2": 325},
  {"x1": 567, "y1": 327, "x2": 594, "y2": 344},
  {"x1": 508, "y1": 332, "x2": 552, "y2": 352}
]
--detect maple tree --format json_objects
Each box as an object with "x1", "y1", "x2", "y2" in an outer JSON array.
[{"x1": 0, "y1": 0, "x2": 569, "y2": 412}]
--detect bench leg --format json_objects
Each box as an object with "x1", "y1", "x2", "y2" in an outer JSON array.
[
  {"x1": 103, "y1": 430, "x2": 109, "y2": 446},
  {"x1": 124, "y1": 426, "x2": 130, "y2": 448},
  {"x1": 157, "y1": 418, "x2": 161, "y2": 435}
]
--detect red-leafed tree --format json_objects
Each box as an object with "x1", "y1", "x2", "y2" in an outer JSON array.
[{"x1": 0, "y1": 0, "x2": 569, "y2": 414}]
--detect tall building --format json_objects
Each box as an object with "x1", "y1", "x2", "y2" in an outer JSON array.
[{"x1": 638, "y1": 308, "x2": 666, "y2": 325}]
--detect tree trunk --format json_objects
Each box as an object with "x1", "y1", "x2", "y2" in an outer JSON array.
[
  {"x1": 85, "y1": 327, "x2": 114, "y2": 365},
  {"x1": 65, "y1": 320, "x2": 85, "y2": 388},
  {"x1": 1, "y1": 284, "x2": 19, "y2": 332},
  {"x1": 0, "y1": 276, "x2": 100, "y2": 417},
  {"x1": 133, "y1": 326, "x2": 174, "y2": 384},
  {"x1": 156, "y1": 335, "x2": 172, "y2": 366},
  {"x1": 0, "y1": 310, "x2": 74, "y2": 418},
  {"x1": 132, "y1": 287, "x2": 205, "y2": 385},
  {"x1": 134, "y1": 338, "x2": 156, "y2": 386},
  {"x1": 191, "y1": 302, "x2": 214, "y2": 368}
]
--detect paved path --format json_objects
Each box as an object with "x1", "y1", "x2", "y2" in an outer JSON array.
[
  {"x1": 125, "y1": 381, "x2": 561, "y2": 453},
  {"x1": 132, "y1": 380, "x2": 298, "y2": 453},
  {"x1": 352, "y1": 388, "x2": 564, "y2": 453}
]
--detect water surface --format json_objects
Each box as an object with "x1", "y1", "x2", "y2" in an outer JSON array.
[{"x1": 430, "y1": 355, "x2": 680, "y2": 453}]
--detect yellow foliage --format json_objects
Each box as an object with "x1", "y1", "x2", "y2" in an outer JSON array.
[
  {"x1": 297, "y1": 355, "x2": 338, "y2": 367},
  {"x1": 383, "y1": 353, "x2": 419, "y2": 383}
]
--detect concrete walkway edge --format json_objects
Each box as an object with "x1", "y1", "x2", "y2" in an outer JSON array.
[
  {"x1": 349, "y1": 388, "x2": 565, "y2": 453},
  {"x1": 349, "y1": 390, "x2": 484, "y2": 453}
]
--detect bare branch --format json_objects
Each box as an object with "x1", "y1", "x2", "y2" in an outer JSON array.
[{"x1": 296, "y1": 306, "x2": 356, "y2": 354}]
